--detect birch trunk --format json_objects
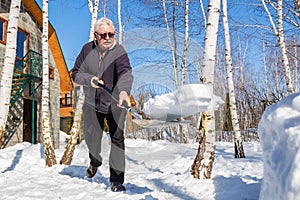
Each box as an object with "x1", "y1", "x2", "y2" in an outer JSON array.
[
  {"x1": 199, "y1": 0, "x2": 207, "y2": 28},
  {"x1": 60, "y1": 89, "x2": 84, "y2": 165},
  {"x1": 172, "y1": 0, "x2": 179, "y2": 88},
  {"x1": 42, "y1": 0, "x2": 57, "y2": 166},
  {"x1": 293, "y1": 36, "x2": 299, "y2": 92},
  {"x1": 179, "y1": 0, "x2": 189, "y2": 142},
  {"x1": 191, "y1": 112, "x2": 215, "y2": 179},
  {"x1": 222, "y1": 0, "x2": 245, "y2": 158},
  {"x1": 191, "y1": 0, "x2": 220, "y2": 179},
  {"x1": 0, "y1": 0, "x2": 21, "y2": 147},
  {"x1": 162, "y1": 0, "x2": 179, "y2": 88},
  {"x1": 181, "y1": 0, "x2": 189, "y2": 86},
  {"x1": 60, "y1": 0, "x2": 98, "y2": 165},
  {"x1": 262, "y1": 35, "x2": 269, "y2": 100},
  {"x1": 118, "y1": 0, "x2": 122, "y2": 45},
  {"x1": 261, "y1": 0, "x2": 294, "y2": 94},
  {"x1": 88, "y1": 0, "x2": 99, "y2": 41},
  {"x1": 277, "y1": 0, "x2": 294, "y2": 94},
  {"x1": 295, "y1": 0, "x2": 300, "y2": 13},
  {"x1": 102, "y1": 0, "x2": 107, "y2": 17}
]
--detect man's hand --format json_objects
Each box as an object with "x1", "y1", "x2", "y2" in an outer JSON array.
[
  {"x1": 91, "y1": 76, "x2": 104, "y2": 88},
  {"x1": 118, "y1": 91, "x2": 130, "y2": 108}
]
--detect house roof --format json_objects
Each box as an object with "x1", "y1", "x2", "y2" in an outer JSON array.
[{"x1": 22, "y1": 0, "x2": 72, "y2": 93}]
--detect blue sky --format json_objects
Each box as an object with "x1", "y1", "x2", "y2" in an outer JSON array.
[
  {"x1": 35, "y1": 0, "x2": 203, "y2": 92},
  {"x1": 34, "y1": 0, "x2": 300, "y2": 95},
  {"x1": 37, "y1": 0, "x2": 91, "y2": 69},
  {"x1": 35, "y1": 0, "x2": 265, "y2": 71},
  {"x1": 36, "y1": 0, "x2": 207, "y2": 69}
]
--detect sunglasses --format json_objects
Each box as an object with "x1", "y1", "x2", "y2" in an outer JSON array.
[{"x1": 95, "y1": 32, "x2": 115, "y2": 39}]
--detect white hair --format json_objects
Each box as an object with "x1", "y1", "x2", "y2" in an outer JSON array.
[{"x1": 94, "y1": 17, "x2": 115, "y2": 32}]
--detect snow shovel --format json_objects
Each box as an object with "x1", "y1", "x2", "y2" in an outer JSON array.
[
  {"x1": 93, "y1": 79, "x2": 142, "y2": 120},
  {"x1": 93, "y1": 80, "x2": 213, "y2": 128},
  {"x1": 93, "y1": 80, "x2": 174, "y2": 128}
]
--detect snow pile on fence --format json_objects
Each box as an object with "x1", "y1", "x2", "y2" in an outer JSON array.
[{"x1": 258, "y1": 93, "x2": 300, "y2": 200}]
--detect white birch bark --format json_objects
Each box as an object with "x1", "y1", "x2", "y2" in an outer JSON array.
[
  {"x1": 61, "y1": 0, "x2": 98, "y2": 165},
  {"x1": 118, "y1": 0, "x2": 123, "y2": 45},
  {"x1": 60, "y1": 88, "x2": 84, "y2": 165},
  {"x1": 88, "y1": 0, "x2": 99, "y2": 41},
  {"x1": 295, "y1": 0, "x2": 300, "y2": 16},
  {"x1": 179, "y1": 0, "x2": 189, "y2": 143},
  {"x1": 199, "y1": 0, "x2": 207, "y2": 28},
  {"x1": 172, "y1": 0, "x2": 179, "y2": 88},
  {"x1": 222, "y1": 0, "x2": 245, "y2": 158},
  {"x1": 199, "y1": 0, "x2": 220, "y2": 87},
  {"x1": 261, "y1": 0, "x2": 294, "y2": 94},
  {"x1": 41, "y1": 0, "x2": 57, "y2": 166},
  {"x1": 195, "y1": 0, "x2": 207, "y2": 145},
  {"x1": 191, "y1": 0, "x2": 220, "y2": 179},
  {"x1": 181, "y1": 0, "x2": 189, "y2": 86},
  {"x1": 162, "y1": 0, "x2": 179, "y2": 88},
  {"x1": 262, "y1": 35, "x2": 269, "y2": 100},
  {"x1": 293, "y1": 36, "x2": 299, "y2": 92},
  {"x1": 277, "y1": 0, "x2": 294, "y2": 94},
  {"x1": 0, "y1": 0, "x2": 21, "y2": 147}
]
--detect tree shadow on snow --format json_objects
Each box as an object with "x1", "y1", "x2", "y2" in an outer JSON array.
[
  {"x1": 59, "y1": 165, "x2": 88, "y2": 179},
  {"x1": 125, "y1": 182, "x2": 153, "y2": 195},
  {"x1": 2, "y1": 149, "x2": 23, "y2": 173},
  {"x1": 59, "y1": 165, "x2": 109, "y2": 186},
  {"x1": 151, "y1": 178, "x2": 199, "y2": 200},
  {"x1": 213, "y1": 175, "x2": 261, "y2": 200},
  {"x1": 126, "y1": 155, "x2": 163, "y2": 173},
  {"x1": 59, "y1": 165, "x2": 153, "y2": 195},
  {"x1": 125, "y1": 155, "x2": 197, "y2": 198}
]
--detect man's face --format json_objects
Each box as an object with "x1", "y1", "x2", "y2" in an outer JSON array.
[{"x1": 94, "y1": 24, "x2": 115, "y2": 52}]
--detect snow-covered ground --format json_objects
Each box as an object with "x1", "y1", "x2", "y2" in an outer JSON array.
[
  {"x1": 0, "y1": 134, "x2": 262, "y2": 200},
  {"x1": 2, "y1": 84, "x2": 300, "y2": 199}
]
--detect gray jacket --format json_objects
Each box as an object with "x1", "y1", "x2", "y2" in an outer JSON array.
[{"x1": 72, "y1": 41, "x2": 133, "y2": 113}]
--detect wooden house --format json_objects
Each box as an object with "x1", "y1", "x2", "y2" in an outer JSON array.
[{"x1": 0, "y1": 0, "x2": 73, "y2": 148}]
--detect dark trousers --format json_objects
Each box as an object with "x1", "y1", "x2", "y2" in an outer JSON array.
[{"x1": 83, "y1": 104, "x2": 126, "y2": 184}]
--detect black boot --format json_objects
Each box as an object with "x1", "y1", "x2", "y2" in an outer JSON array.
[
  {"x1": 86, "y1": 165, "x2": 98, "y2": 178},
  {"x1": 110, "y1": 182, "x2": 126, "y2": 192}
]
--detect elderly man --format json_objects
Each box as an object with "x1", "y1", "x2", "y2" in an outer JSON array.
[{"x1": 72, "y1": 17, "x2": 133, "y2": 192}]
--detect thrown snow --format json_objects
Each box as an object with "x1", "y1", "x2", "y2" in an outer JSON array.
[
  {"x1": 258, "y1": 93, "x2": 300, "y2": 200},
  {"x1": 142, "y1": 84, "x2": 216, "y2": 121}
]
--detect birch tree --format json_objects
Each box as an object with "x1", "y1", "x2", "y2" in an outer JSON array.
[
  {"x1": 178, "y1": 0, "x2": 189, "y2": 143},
  {"x1": 118, "y1": 0, "x2": 123, "y2": 44},
  {"x1": 181, "y1": 0, "x2": 189, "y2": 86},
  {"x1": 59, "y1": 88, "x2": 84, "y2": 165},
  {"x1": 261, "y1": 0, "x2": 294, "y2": 94},
  {"x1": 295, "y1": 0, "x2": 300, "y2": 15},
  {"x1": 60, "y1": 0, "x2": 99, "y2": 165},
  {"x1": 162, "y1": 0, "x2": 179, "y2": 88},
  {"x1": 0, "y1": 0, "x2": 21, "y2": 147},
  {"x1": 99, "y1": 0, "x2": 108, "y2": 17},
  {"x1": 191, "y1": 0, "x2": 220, "y2": 179},
  {"x1": 88, "y1": 0, "x2": 99, "y2": 41},
  {"x1": 172, "y1": 0, "x2": 179, "y2": 88},
  {"x1": 222, "y1": 0, "x2": 245, "y2": 158},
  {"x1": 199, "y1": 0, "x2": 207, "y2": 28},
  {"x1": 41, "y1": 0, "x2": 57, "y2": 166}
]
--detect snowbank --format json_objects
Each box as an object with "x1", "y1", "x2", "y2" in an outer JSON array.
[{"x1": 258, "y1": 93, "x2": 300, "y2": 200}]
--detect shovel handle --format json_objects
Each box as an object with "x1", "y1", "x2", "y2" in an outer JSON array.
[{"x1": 93, "y1": 79, "x2": 142, "y2": 120}]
